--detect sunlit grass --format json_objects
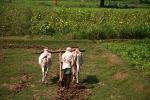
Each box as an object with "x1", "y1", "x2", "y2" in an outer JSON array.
[{"x1": 0, "y1": 37, "x2": 149, "y2": 99}]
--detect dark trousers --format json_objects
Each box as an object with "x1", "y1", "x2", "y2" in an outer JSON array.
[{"x1": 61, "y1": 71, "x2": 71, "y2": 89}]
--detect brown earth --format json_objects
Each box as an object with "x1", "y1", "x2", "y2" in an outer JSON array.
[
  {"x1": 48, "y1": 71, "x2": 91, "y2": 100},
  {"x1": 54, "y1": 83, "x2": 91, "y2": 100},
  {"x1": 100, "y1": 52, "x2": 124, "y2": 66},
  {"x1": 0, "y1": 51, "x2": 5, "y2": 61},
  {"x1": 133, "y1": 83, "x2": 145, "y2": 92},
  {"x1": 113, "y1": 71, "x2": 128, "y2": 81},
  {"x1": 0, "y1": 43, "x2": 44, "y2": 49},
  {"x1": 1, "y1": 73, "x2": 31, "y2": 93},
  {"x1": 132, "y1": 82, "x2": 150, "y2": 98}
]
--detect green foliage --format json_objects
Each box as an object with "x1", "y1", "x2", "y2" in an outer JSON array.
[
  {"x1": 140, "y1": 0, "x2": 150, "y2": 4},
  {"x1": 0, "y1": 5, "x2": 32, "y2": 36},
  {"x1": 0, "y1": 0, "x2": 4, "y2": 8},
  {"x1": 0, "y1": 1, "x2": 150, "y2": 39},
  {"x1": 102, "y1": 39, "x2": 150, "y2": 76}
]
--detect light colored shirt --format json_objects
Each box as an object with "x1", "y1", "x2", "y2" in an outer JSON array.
[
  {"x1": 39, "y1": 51, "x2": 51, "y2": 65},
  {"x1": 61, "y1": 51, "x2": 73, "y2": 69}
]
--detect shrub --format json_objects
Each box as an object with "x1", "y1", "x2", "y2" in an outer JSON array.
[{"x1": 0, "y1": 4, "x2": 150, "y2": 39}]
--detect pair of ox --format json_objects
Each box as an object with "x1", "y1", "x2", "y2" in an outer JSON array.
[{"x1": 38, "y1": 47, "x2": 83, "y2": 84}]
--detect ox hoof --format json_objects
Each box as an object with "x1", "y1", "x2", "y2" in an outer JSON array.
[
  {"x1": 60, "y1": 87, "x2": 65, "y2": 91},
  {"x1": 44, "y1": 81, "x2": 48, "y2": 84}
]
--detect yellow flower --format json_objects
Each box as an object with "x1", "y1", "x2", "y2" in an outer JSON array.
[{"x1": 119, "y1": 21, "x2": 123, "y2": 24}]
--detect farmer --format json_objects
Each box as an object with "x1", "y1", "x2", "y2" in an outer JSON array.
[
  {"x1": 38, "y1": 47, "x2": 52, "y2": 84},
  {"x1": 60, "y1": 47, "x2": 74, "y2": 89}
]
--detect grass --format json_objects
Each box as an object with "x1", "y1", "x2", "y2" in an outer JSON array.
[
  {"x1": 0, "y1": 0, "x2": 150, "y2": 39},
  {"x1": 0, "y1": 0, "x2": 150, "y2": 99},
  {"x1": 0, "y1": 37, "x2": 150, "y2": 99},
  {"x1": 102, "y1": 39, "x2": 150, "y2": 77}
]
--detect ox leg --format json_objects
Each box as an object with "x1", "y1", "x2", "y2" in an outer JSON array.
[
  {"x1": 76, "y1": 73, "x2": 79, "y2": 84},
  {"x1": 76, "y1": 61, "x2": 80, "y2": 84},
  {"x1": 76, "y1": 68, "x2": 79, "y2": 84},
  {"x1": 41, "y1": 66, "x2": 45, "y2": 83},
  {"x1": 72, "y1": 66, "x2": 75, "y2": 82},
  {"x1": 42, "y1": 73, "x2": 45, "y2": 83},
  {"x1": 44, "y1": 66, "x2": 48, "y2": 83}
]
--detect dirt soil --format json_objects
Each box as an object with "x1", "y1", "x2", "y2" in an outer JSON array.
[
  {"x1": 113, "y1": 71, "x2": 128, "y2": 81},
  {"x1": 50, "y1": 72, "x2": 91, "y2": 100},
  {"x1": 1, "y1": 73, "x2": 31, "y2": 93},
  {"x1": 100, "y1": 52, "x2": 124, "y2": 66},
  {"x1": 133, "y1": 83, "x2": 145, "y2": 92},
  {"x1": 0, "y1": 51, "x2": 5, "y2": 61},
  {"x1": 53, "y1": 83, "x2": 91, "y2": 100},
  {"x1": 0, "y1": 43, "x2": 44, "y2": 49}
]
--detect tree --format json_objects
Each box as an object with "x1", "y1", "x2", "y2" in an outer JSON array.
[{"x1": 100, "y1": 0, "x2": 105, "y2": 7}]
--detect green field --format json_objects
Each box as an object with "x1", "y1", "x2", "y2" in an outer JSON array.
[
  {"x1": 0, "y1": 37, "x2": 150, "y2": 99},
  {"x1": 0, "y1": 0, "x2": 150, "y2": 99},
  {"x1": 102, "y1": 39, "x2": 150, "y2": 76},
  {"x1": 0, "y1": 0, "x2": 150, "y2": 39}
]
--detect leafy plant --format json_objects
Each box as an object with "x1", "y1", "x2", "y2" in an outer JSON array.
[{"x1": 102, "y1": 39, "x2": 150, "y2": 76}]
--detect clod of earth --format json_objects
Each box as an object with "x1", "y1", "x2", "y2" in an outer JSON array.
[
  {"x1": 113, "y1": 72, "x2": 128, "y2": 81},
  {"x1": 101, "y1": 52, "x2": 124, "y2": 66},
  {"x1": 133, "y1": 83, "x2": 145, "y2": 92},
  {"x1": 1, "y1": 73, "x2": 31, "y2": 94}
]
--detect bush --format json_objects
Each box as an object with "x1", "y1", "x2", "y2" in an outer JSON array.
[
  {"x1": 102, "y1": 39, "x2": 150, "y2": 76},
  {"x1": 140, "y1": 0, "x2": 150, "y2": 4},
  {"x1": 0, "y1": 5, "x2": 31, "y2": 36},
  {"x1": 0, "y1": 4, "x2": 150, "y2": 39}
]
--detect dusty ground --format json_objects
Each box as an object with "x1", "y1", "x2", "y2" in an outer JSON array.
[
  {"x1": 1, "y1": 73, "x2": 31, "y2": 94},
  {"x1": 54, "y1": 83, "x2": 91, "y2": 100},
  {"x1": 113, "y1": 71, "x2": 128, "y2": 81},
  {"x1": 0, "y1": 51, "x2": 5, "y2": 61},
  {"x1": 48, "y1": 71, "x2": 91, "y2": 100},
  {"x1": 101, "y1": 52, "x2": 124, "y2": 66},
  {"x1": 133, "y1": 83, "x2": 145, "y2": 92},
  {"x1": 0, "y1": 43, "x2": 44, "y2": 49}
]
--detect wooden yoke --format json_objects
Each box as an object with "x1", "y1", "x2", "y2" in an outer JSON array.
[{"x1": 35, "y1": 49, "x2": 85, "y2": 54}]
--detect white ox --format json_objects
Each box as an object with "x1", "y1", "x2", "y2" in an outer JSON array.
[
  {"x1": 39, "y1": 48, "x2": 51, "y2": 83},
  {"x1": 72, "y1": 48, "x2": 83, "y2": 84}
]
